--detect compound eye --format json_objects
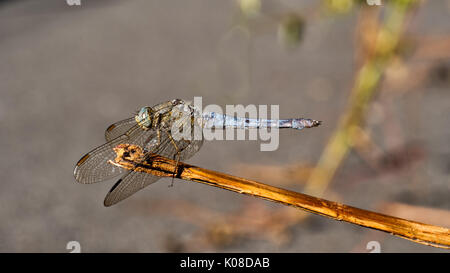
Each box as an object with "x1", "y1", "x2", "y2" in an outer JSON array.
[
  {"x1": 139, "y1": 107, "x2": 152, "y2": 116},
  {"x1": 123, "y1": 151, "x2": 130, "y2": 158},
  {"x1": 138, "y1": 107, "x2": 146, "y2": 117},
  {"x1": 172, "y1": 99, "x2": 183, "y2": 105}
]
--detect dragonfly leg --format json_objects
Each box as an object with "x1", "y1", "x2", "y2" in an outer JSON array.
[
  {"x1": 171, "y1": 140, "x2": 191, "y2": 186},
  {"x1": 156, "y1": 129, "x2": 161, "y2": 147},
  {"x1": 166, "y1": 132, "x2": 184, "y2": 187}
]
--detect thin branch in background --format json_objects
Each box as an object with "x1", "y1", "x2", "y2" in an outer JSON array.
[{"x1": 304, "y1": 1, "x2": 420, "y2": 196}]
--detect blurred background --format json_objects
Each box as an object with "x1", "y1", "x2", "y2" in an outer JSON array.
[{"x1": 0, "y1": 0, "x2": 449, "y2": 252}]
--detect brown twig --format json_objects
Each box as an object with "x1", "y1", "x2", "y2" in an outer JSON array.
[{"x1": 115, "y1": 149, "x2": 450, "y2": 249}]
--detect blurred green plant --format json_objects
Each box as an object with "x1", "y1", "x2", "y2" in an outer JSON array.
[
  {"x1": 238, "y1": 0, "x2": 261, "y2": 18},
  {"x1": 324, "y1": 0, "x2": 355, "y2": 14},
  {"x1": 277, "y1": 14, "x2": 306, "y2": 48},
  {"x1": 304, "y1": 1, "x2": 419, "y2": 195}
]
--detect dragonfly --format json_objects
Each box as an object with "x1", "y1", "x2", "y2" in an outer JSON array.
[{"x1": 74, "y1": 99, "x2": 321, "y2": 206}]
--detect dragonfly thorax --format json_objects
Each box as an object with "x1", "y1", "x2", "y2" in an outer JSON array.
[{"x1": 135, "y1": 107, "x2": 153, "y2": 130}]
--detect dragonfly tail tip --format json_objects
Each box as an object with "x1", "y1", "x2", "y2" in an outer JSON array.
[{"x1": 313, "y1": 120, "x2": 322, "y2": 127}]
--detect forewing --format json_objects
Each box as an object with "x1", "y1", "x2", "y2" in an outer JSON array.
[
  {"x1": 74, "y1": 125, "x2": 159, "y2": 184},
  {"x1": 105, "y1": 117, "x2": 136, "y2": 142},
  {"x1": 104, "y1": 171, "x2": 161, "y2": 207}
]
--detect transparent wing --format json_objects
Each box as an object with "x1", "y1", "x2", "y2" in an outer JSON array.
[
  {"x1": 104, "y1": 171, "x2": 161, "y2": 207},
  {"x1": 105, "y1": 117, "x2": 137, "y2": 142},
  {"x1": 74, "y1": 125, "x2": 160, "y2": 184},
  {"x1": 102, "y1": 116, "x2": 204, "y2": 206}
]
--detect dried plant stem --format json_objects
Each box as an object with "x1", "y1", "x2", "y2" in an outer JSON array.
[{"x1": 128, "y1": 153, "x2": 450, "y2": 249}]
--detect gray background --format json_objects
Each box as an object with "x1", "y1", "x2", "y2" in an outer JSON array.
[{"x1": 0, "y1": 0, "x2": 449, "y2": 252}]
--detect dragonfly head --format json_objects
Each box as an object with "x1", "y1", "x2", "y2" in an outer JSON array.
[
  {"x1": 135, "y1": 107, "x2": 153, "y2": 129},
  {"x1": 112, "y1": 144, "x2": 145, "y2": 168},
  {"x1": 171, "y1": 99, "x2": 185, "y2": 106}
]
